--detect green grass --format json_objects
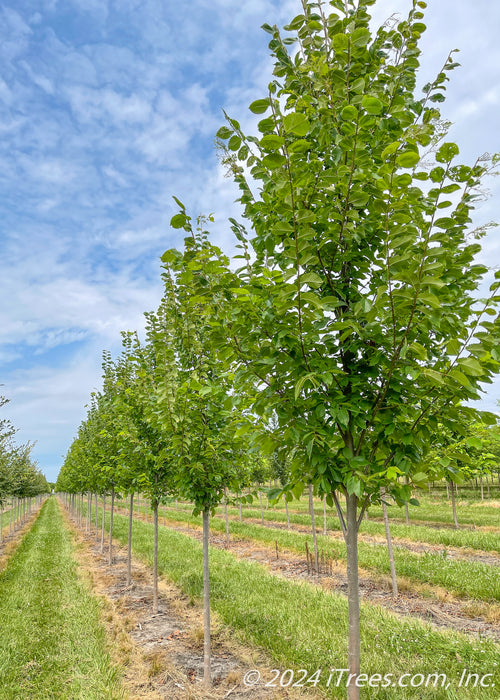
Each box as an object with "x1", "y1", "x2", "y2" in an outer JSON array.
[
  {"x1": 138, "y1": 507, "x2": 500, "y2": 601},
  {"x1": 98, "y1": 507, "x2": 500, "y2": 699},
  {"x1": 0, "y1": 497, "x2": 123, "y2": 700}
]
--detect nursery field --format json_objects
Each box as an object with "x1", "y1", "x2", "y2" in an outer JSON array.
[{"x1": 58, "y1": 490, "x2": 499, "y2": 699}]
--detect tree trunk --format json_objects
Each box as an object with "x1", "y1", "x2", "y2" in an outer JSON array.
[
  {"x1": 284, "y1": 497, "x2": 290, "y2": 530},
  {"x1": 108, "y1": 487, "x2": 115, "y2": 565},
  {"x1": 94, "y1": 493, "x2": 98, "y2": 539},
  {"x1": 101, "y1": 494, "x2": 106, "y2": 553},
  {"x1": 345, "y1": 494, "x2": 361, "y2": 700},
  {"x1": 223, "y1": 487, "x2": 230, "y2": 546},
  {"x1": 323, "y1": 495, "x2": 327, "y2": 536},
  {"x1": 153, "y1": 498, "x2": 158, "y2": 614},
  {"x1": 202, "y1": 508, "x2": 211, "y2": 687},
  {"x1": 480, "y1": 475, "x2": 484, "y2": 500},
  {"x1": 127, "y1": 492, "x2": 134, "y2": 586},
  {"x1": 381, "y1": 487, "x2": 398, "y2": 598},
  {"x1": 450, "y1": 481, "x2": 459, "y2": 529},
  {"x1": 308, "y1": 484, "x2": 319, "y2": 574},
  {"x1": 259, "y1": 491, "x2": 264, "y2": 525}
]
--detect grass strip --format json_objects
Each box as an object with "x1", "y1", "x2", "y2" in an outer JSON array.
[
  {"x1": 141, "y1": 508, "x2": 500, "y2": 602},
  {"x1": 100, "y1": 508, "x2": 499, "y2": 699},
  {"x1": 0, "y1": 497, "x2": 123, "y2": 700}
]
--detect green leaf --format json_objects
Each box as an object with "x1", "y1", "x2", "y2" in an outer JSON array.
[
  {"x1": 170, "y1": 214, "x2": 188, "y2": 229},
  {"x1": 301, "y1": 272, "x2": 322, "y2": 287},
  {"x1": 381, "y1": 142, "x2": 400, "y2": 159},
  {"x1": 351, "y1": 27, "x2": 371, "y2": 48},
  {"x1": 261, "y1": 153, "x2": 286, "y2": 169},
  {"x1": 446, "y1": 338, "x2": 461, "y2": 355},
  {"x1": 286, "y1": 15, "x2": 305, "y2": 30},
  {"x1": 249, "y1": 98, "x2": 271, "y2": 114},
  {"x1": 283, "y1": 112, "x2": 310, "y2": 136},
  {"x1": 458, "y1": 356, "x2": 484, "y2": 376},
  {"x1": 396, "y1": 150, "x2": 420, "y2": 168},
  {"x1": 436, "y1": 142, "x2": 460, "y2": 163},
  {"x1": 228, "y1": 135, "x2": 241, "y2": 151},
  {"x1": 216, "y1": 126, "x2": 233, "y2": 140},
  {"x1": 361, "y1": 96, "x2": 383, "y2": 114},
  {"x1": 260, "y1": 134, "x2": 284, "y2": 151},
  {"x1": 449, "y1": 369, "x2": 472, "y2": 388},
  {"x1": 412, "y1": 472, "x2": 428, "y2": 483},
  {"x1": 346, "y1": 476, "x2": 363, "y2": 498},
  {"x1": 434, "y1": 217, "x2": 456, "y2": 229},
  {"x1": 341, "y1": 105, "x2": 358, "y2": 121}
]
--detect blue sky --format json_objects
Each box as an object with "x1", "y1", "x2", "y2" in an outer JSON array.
[{"x1": 1, "y1": 0, "x2": 499, "y2": 483}]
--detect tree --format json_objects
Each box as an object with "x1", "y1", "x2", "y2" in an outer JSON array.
[
  {"x1": 157, "y1": 214, "x2": 246, "y2": 686},
  {"x1": 214, "y1": 1, "x2": 500, "y2": 696}
]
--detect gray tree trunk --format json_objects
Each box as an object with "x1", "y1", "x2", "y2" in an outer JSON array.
[
  {"x1": 153, "y1": 498, "x2": 158, "y2": 613},
  {"x1": 308, "y1": 484, "x2": 319, "y2": 574},
  {"x1": 108, "y1": 487, "x2": 115, "y2": 565},
  {"x1": 323, "y1": 495, "x2": 327, "y2": 535},
  {"x1": 100, "y1": 494, "x2": 106, "y2": 553},
  {"x1": 450, "y1": 481, "x2": 459, "y2": 529},
  {"x1": 127, "y1": 492, "x2": 134, "y2": 586},
  {"x1": 202, "y1": 509, "x2": 211, "y2": 687},
  {"x1": 381, "y1": 487, "x2": 398, "y2": 598},
  {"x1": 223, "y1": 487, "x2": 230, "y2": 546},
  {"x1": 285, "y1": 497, "x2": 290, "y2": 530},
  {"x1": 345, "y1": 494, "x2": 361, "y2": 700},
  {"x1": 94, "y1": 493, "x2": 98, "y2": 539}
]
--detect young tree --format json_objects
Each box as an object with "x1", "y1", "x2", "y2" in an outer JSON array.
[
  {"x1": 214, "y1": 1, "x2": 500, "y2": 696},
  {"x1": 157, "y1": 216, "x2": 246, "y2": 686}
]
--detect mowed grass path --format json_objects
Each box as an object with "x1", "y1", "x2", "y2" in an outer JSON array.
[
  {"x1": 0, "y1": 497, "x2": 123, "y2": 700},
  {"x1": 96, "y1": 508, "x2": 499, "y2": 699}
]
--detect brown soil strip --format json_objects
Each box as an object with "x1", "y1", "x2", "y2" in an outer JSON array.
[
  {"x1": 159, "y1": 519, "x2": 500, "y2": 643},
  {"x1": 62, "y1": 505, "x2": 324, "y2": 700}
]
